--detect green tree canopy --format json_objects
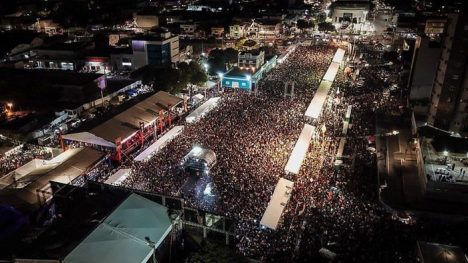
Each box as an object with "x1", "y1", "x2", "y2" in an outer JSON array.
[{"x1": 318, "y1": 22, "x2": 336, "y2": 32}]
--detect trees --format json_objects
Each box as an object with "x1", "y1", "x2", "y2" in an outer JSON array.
[
  {"x1": 142, "y1": 62, "x2": 207, "y2": 94},
  {"x1": 296, "y1": 19, "x2": 314, "y2": 33},
  {"x1": 318, "y1": 22, "x2": 336, "y2": 32},
  {"x1": 207, "y1": 48, "x2": 239, "y2": 75}
]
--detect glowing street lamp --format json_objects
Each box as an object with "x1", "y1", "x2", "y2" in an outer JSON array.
[
  {"x1": 324, "y1": 9, "x2": 330, "y2": 18},
  {"x1": 203, "y1": 63, "x2": 209, "y2": 72},
  {"x1": 217, "y1": 72, "x2": 224, "y2": 91}
]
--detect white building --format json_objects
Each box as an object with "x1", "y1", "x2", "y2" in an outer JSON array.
[
  {"x1": 330, "y1": 1, "x2": 370, "y2": 24},
  {"x1": 238, "y1": 49, "x2": 265, "y2": 71}
]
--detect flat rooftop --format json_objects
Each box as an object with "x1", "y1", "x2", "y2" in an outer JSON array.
[
  {"x1": 0, "y1": 68, "x2": 103, "y2": 87},
  {"x1": 224, "y1": 67, "x2": 256, "y2": 78}
]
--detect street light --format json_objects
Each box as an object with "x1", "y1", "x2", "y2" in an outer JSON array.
[
  {"x1": 203, "y1": 63, "x2": 209, "y2": 72},
  {"x1": 324, "y1": 9, "x2": 330, "y2": 18},
  {"x1": 217, "y1": 72, "x2": 224, "y2": 91}
]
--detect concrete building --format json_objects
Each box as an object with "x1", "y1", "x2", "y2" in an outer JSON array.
[
  {"x1": 238, "y1": 49, "x2": 265, "y2": 71},
  {"x1": 427, "y1": 13, "x2": 468, "y2": 134},
  {"x1": 131, "y1": 31, "x2": 179, "y2": 69},
  {"x1": 408, "y1": 36, "x2": 442, "y2": 116},
  {"x1": 425, "y1": 18, "x2": 447, "y2": 35},
  {"x1": 180, "y1": 23, "x2": 197, "y2": 38},
  {"x1": 211, "y1": 27, "x2": 225, "y2": 38},
  {"x1": 110, "y1": 47, "x2": 135, "y2": 71},
  {"x1": 133, "y1": 14, "x2": 159, "y2": 30},
  {"x1": 109, "y1": 32, "x2": 131, "y2": 47},
  {"x1": 27, "y1": 41, "x2": 95, "y2": 71},
  {"x1": 330, "y1": 1, "x2": 370, "y2": 24},
  {"x1": 246, "y1": 20, "x2": 281, "y2": 38},
  {"x1": 229, "y1": 24, "x2": 246, "y2": 38}
]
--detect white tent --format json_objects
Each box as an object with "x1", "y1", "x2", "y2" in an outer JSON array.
[
  {"x1": 305, "y1": 81, "x2": 333, "y2": 119},
  {"x1": 332, "y1": 48, "x2": 346, "y2": 63},
  {"x1": 323, "y1": 62, "x2": 340, "y2": 82},
  {"x1": 260, "y1": 178, "x2": 294, "y2": 230},
  {"x1": 186, "y1": 97, "x2": 221, "y2": 124},
  {"x1": 134, "y1": 126, "x2": 184, "y2": 162},
  {"x1": 104, "y1": 168, "x2": 132, "y2": 185},
  {"x1": 285, "y1": 124, "x2": 315, "y2": 175},
  {"x1": 62, "y1": 132, "x2": 116, "y2": 148},
  {"x1": 64, "y1": 194, "x2": 172, "y2": 263},
  {"x1": 336, "y1": 137, "x2": 346, "y2": 159}
]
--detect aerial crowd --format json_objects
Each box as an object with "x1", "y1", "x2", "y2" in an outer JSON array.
[{"x1": 88, "y1": 42, "x2": 466, "y2": 262}]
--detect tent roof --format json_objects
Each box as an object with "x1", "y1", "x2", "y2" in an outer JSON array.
[
  {"x1": 134, "y1": 126, "x2": 184, "y2": 162},
  {"x1": 260, "y1": 178, "x2": 294, "y2": 230},
  {"x1": 285, "y1": 124, "x2": 315, "y2": 174},
  {"x1": 64, "y1": 194, "x2": 172, "y2": 263},
  {"x1": 186, "y1": 97, "x2": 220, "y2": 124},
  {"x1": 104, "y1": 168, "x2": 132, "y2": 185},
  {"x1": 62, "y1": 132, "x2": 116, "y2": 148},
  {"x1": 90, "y1": 91, "x2": 183, "y2": 143},
  {"x1": 323, "y1": 61, "x2": 340, "y2": 82},
  {"x1": 0, "y1": 148, "x2": 103, "y2": 212},
  {"x1": 305, "y1": 80, "x2": 333, "y2": 119}
]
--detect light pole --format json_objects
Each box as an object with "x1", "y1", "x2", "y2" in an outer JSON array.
[
  {"x1": 217, "y1": 72, "x2": 224, "y2": 93},
  {"x1": 203, "y1": 63, "x2": 209, "y2": 97}
]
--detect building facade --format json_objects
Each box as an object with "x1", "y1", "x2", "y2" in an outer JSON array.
[
  {"x1": 408, "y1": 36, "x2": 442, "y2": 116},
  {"x1": 238, "y1": 50, "x2": 265, "y2": 71},
  {"x1": 427, "y1": 13, "x2": 468, "y2": 134},
  {"x1": 132, "y1": 32, "x2": 180, "y2": 69}
]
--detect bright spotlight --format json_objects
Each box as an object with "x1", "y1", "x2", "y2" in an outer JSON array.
[{"x1": 192, "y1": 146, "x2": 202, "y2": 154}]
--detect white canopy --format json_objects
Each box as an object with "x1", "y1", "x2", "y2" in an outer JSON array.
[
  {"x1": 323, "y1": 61, "x2": 340, "y2": 82},
  {"x1": 332, "y1": 48, "x2": 346, "y2": 63},
  {"x1": 104, "y1": 168, "x2": 132, "y2": 185},
  {"x1": 62, "y1": 132, "x2": 116, "y2": 148},
  {"x1": 134, "y1": 126, "x2": 184, "y2": 162},
  {"x1": 285, "y1": 124, "x2": 315, "y2": 175},
  {"x1": 64, "y1": 194, "x2": 172, "y2": 263},
  {"x1": 260, "y1": 178, "x2": 294, "y2": 230},
  {"x1": 186, "y1": 97, "x2": 221, "y2": 124},
  {"x1": 305, "y1": 81, "x2": 332, "y2": 119},
  {"x1": 336, "y1": 137, "x2": 346, "y2": 159}
]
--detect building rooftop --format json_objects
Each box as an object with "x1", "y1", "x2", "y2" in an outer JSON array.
[
  {"x1": 0, "y1": 68, "x2": 103, "y2": 87},
  {"x1": 224, "y1": 67, "x2": 256, "y2": 78},
  {"x1": 0, "y1": 68, "x2": 105, "y2": 111}
]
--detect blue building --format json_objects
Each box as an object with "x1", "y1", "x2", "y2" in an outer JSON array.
[
  {"x1": 221, "y1": 67, "x2": 253, "y2": 89},
  {"x1": 131, "y1": 30, "x2": 180, "y2": 69},
  {"x1": 221, "y1": 56, "x2": 277, "y2": 90}
]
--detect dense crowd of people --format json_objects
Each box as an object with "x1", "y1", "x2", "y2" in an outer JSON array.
[
  {"x1": 0, "y1": 143, "x2": 52, "y2": 176},
  {"x1": 88, "y1": 42, "x2": 468, "y2": 262}
]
